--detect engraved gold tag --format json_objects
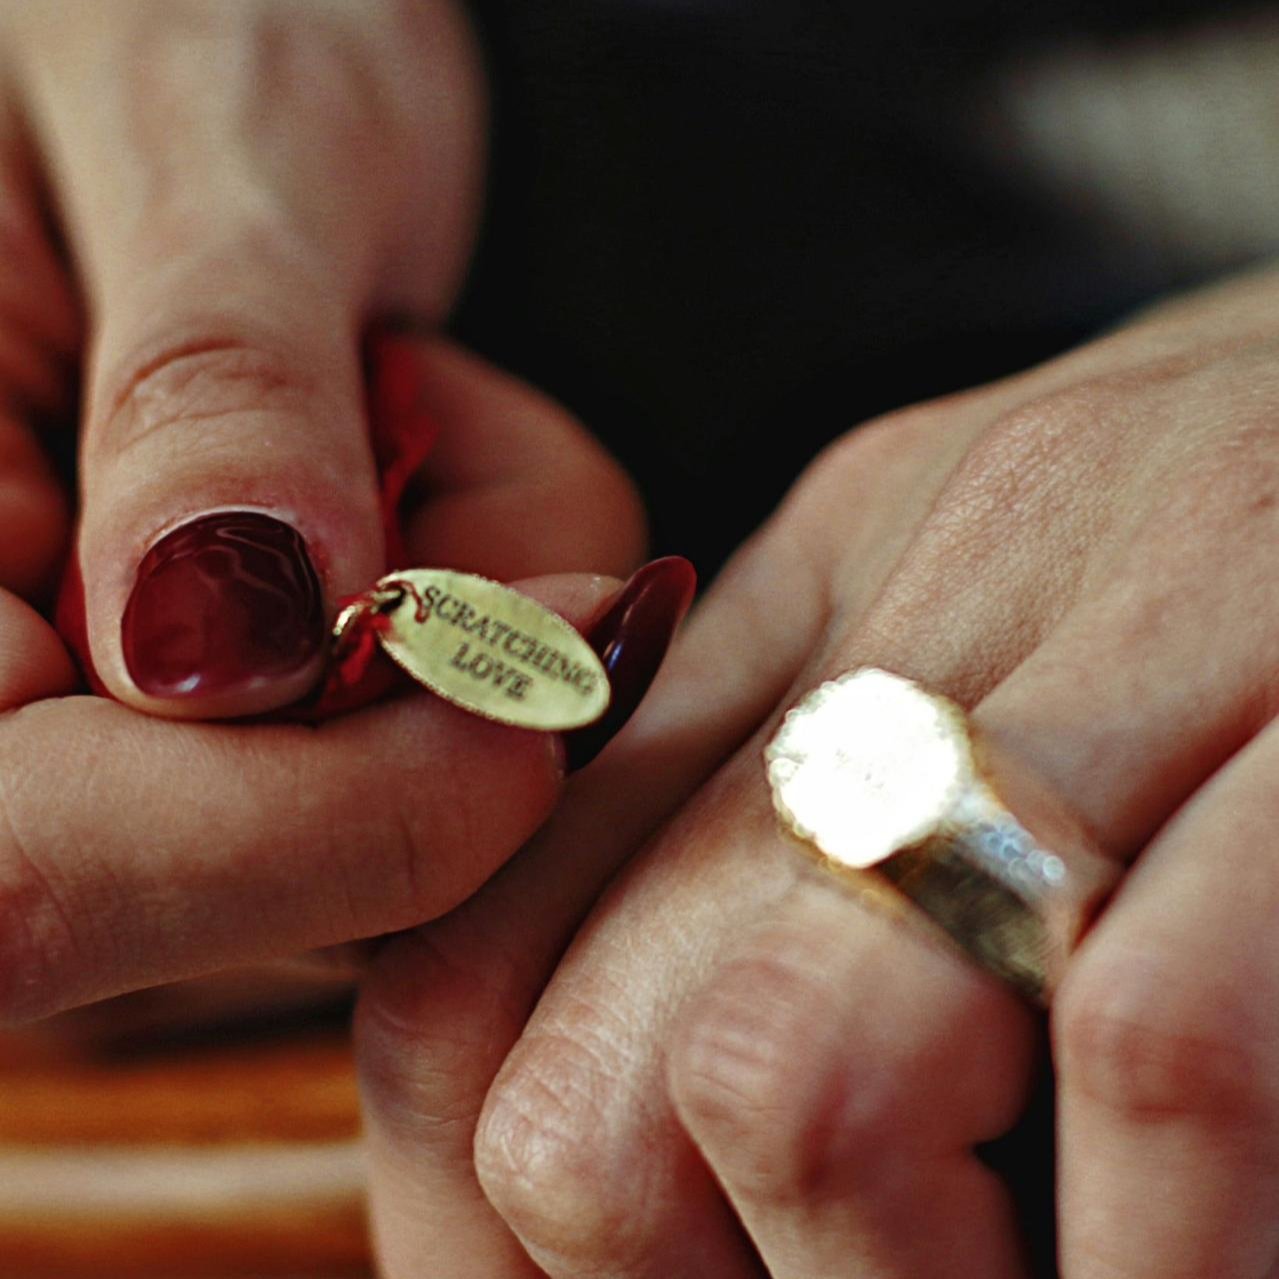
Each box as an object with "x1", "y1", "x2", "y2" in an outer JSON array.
[{"x1": 337, "y1": 568, "x2": 611, "y2": 731}]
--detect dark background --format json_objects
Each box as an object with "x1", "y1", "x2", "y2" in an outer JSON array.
[{"x1": 454, "y1": 0, "x2": 1256, "y2": 577}]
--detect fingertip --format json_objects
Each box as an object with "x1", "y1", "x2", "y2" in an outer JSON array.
[
  {"x1": 565, "y1": 556, "x2": 696, "y2": 773},
  {"x1": 505, "y1": 571, "x2": 626, "y2": 631}
]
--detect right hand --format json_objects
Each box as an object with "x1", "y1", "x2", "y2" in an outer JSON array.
[{"x1": 357, "y1": 264, "x2": 1279, "y2": 1279}]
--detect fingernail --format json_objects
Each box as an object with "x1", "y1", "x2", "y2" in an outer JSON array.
[
  {"x1": 565, "y1": 556, "x2": 696, "y2": 773},
  {"x1": 122, "y1": 511, "x2": 325, "y2": 702}
]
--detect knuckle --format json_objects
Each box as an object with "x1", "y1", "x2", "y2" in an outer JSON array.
[
  {"x1": 355, "y1": 775, "x2": 439, "y2": 928},
  {"x1": 766, "y1": 402, "x2": 963, "y2": 610},
  {"x1": 291, "y1": 782, "x2": 428, "y2": 942},
  {"x1": 669, "y1": 955, "x2": 802, "y2": 1125},
  {"x1": 1056, "y1": 958, "x2": 1269, "y2": 1124},
  {"x1": 847, "y1": 380, "x2": 1129, "y2": 678},
  {"x1": 93, "y1": 335, "x2": 318, "y2": 464},
  {"x1": 670, "y1": 933, "x2": 896, "y2": 1202},
  {"x1": 476, "y1": 1027, "x2": 641, "y2": 1270},
  {"x1": 950, "y1": 381, "x2": 1118, "y2": 516}
]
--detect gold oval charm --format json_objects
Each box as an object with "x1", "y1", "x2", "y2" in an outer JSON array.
[{"x1": 370, "y1": 568, "x2": 611, "y2": 731}]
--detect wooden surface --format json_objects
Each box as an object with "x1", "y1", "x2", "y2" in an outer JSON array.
[{"x1": 0, "y1": 969, "x2": 374, "y2": 1277}]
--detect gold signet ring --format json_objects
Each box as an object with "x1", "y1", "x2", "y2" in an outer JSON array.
[{"x1": 765, "y1": 668, "x2": 1121, "y2": 1003}]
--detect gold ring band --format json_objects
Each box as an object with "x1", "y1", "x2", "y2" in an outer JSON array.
[{"x1": 765, "y1": 668, "x2": 1120, "y2": 1003}]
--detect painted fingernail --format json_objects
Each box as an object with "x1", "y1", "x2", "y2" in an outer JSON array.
[
  {"x1": 122, "y1": 511, "x2": 325, "y2": 701},
  {"x1": 565, "y1": 556, "x2": 696, "y2": 773}
]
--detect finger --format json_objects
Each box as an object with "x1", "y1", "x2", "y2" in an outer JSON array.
[
  {"x1": 461, "y1": 399, "x2": 1096, "y2": 1278},
  {"x1": 864, "y1": 402, "x2": 1279, "y2": 1271},
  {"x1": 0, "y1": 98, "x2": 81, "y2": 429},
  {"x1": 356, "y1": 402, "x2": 976, "y2": 1278},
  {"x1": 669, "y1": 878, "x2": 1036, "y2": 1279},
  {"x1": 1053, "y1": 721, "x2": 1279, "y2": 1279},
  {"x1": 472, "y1": 742, "x2": 1034, "y2": 1279},
  {"x1": 10, "y1": 4, "x2": 480, "y2": 718},
  {"x1": 837, "y1": 371, "x2": 1279, "y2": 861},
  {"x1": 0, "y1": 573, "x2": 614, "y2": 1025},
  {"x1": 396, "y1": 335, "x2": 646, "y2": 579}
]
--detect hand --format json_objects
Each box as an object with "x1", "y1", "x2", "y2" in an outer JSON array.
[
  {"x1": 0, "y1": 321, "x2": 662, "y2": 1023},
  {"x1": 0, "y1": 0, "x2": 669, "y2": 1022},
  {"x1": 356, "y1": 265, "x2": 1279, "y2": 1278},
  {"x1": 0, "y1": 0, "x2": 623, "y2": 719}
]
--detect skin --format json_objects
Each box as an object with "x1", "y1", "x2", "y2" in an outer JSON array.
[
  {"x1": 0, "y1": 2, "x2": 1274, "y2": 1274},
  {"x1": 356, "y1": 265, "x2": 1279, "y2": 1279},
  {"x1": 0, "y1": 0, "x2": 642, "y2": 716},
  {"x1": 0, "y1": 0, "x2": 645, "y2": 1015}
]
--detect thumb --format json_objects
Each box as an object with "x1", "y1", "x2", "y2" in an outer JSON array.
[
  {"x1": 80, "y1": 310, "x2": 381, "y2": 719},
  {"x1": 15, "y1": 2, "x2": 481, "y2": 718}
]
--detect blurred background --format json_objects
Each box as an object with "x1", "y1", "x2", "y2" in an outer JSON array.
[
  {"x1": 6, "y1": 0, "x2": 1279, "y2": 1273},
  {"x1": 459, "y1": 0, "x2": 1279, "y2": 572}
]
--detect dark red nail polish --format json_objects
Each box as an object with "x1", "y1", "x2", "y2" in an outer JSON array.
[
  {"x1": 565, "y1": 556, "x2": 696, "y2": 773},
  {"x1": 122, "y1": 511, "x2": 324, "y2": 701}
]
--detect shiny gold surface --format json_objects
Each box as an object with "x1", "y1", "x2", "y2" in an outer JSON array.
[
  {"x1": 767, "y1": 669, "x2": 1120, "y2": 1002},
  {"x1": 369, "y1": 568, "x2": 611, "y2": 731}
]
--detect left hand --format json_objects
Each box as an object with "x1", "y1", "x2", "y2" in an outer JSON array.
[
  {"x1": 0, "y1": 325, "x2": 648, "y2": 1022},
  {"x1": 0, "y1": 0, "x2": 662, "y2": 1018},
  {"x1": 1, "y1": 0, "x2": 520, "y2": 719},
  {"x1": 356, "y1": 264, "x2": 1279, "y2": 1278}
]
